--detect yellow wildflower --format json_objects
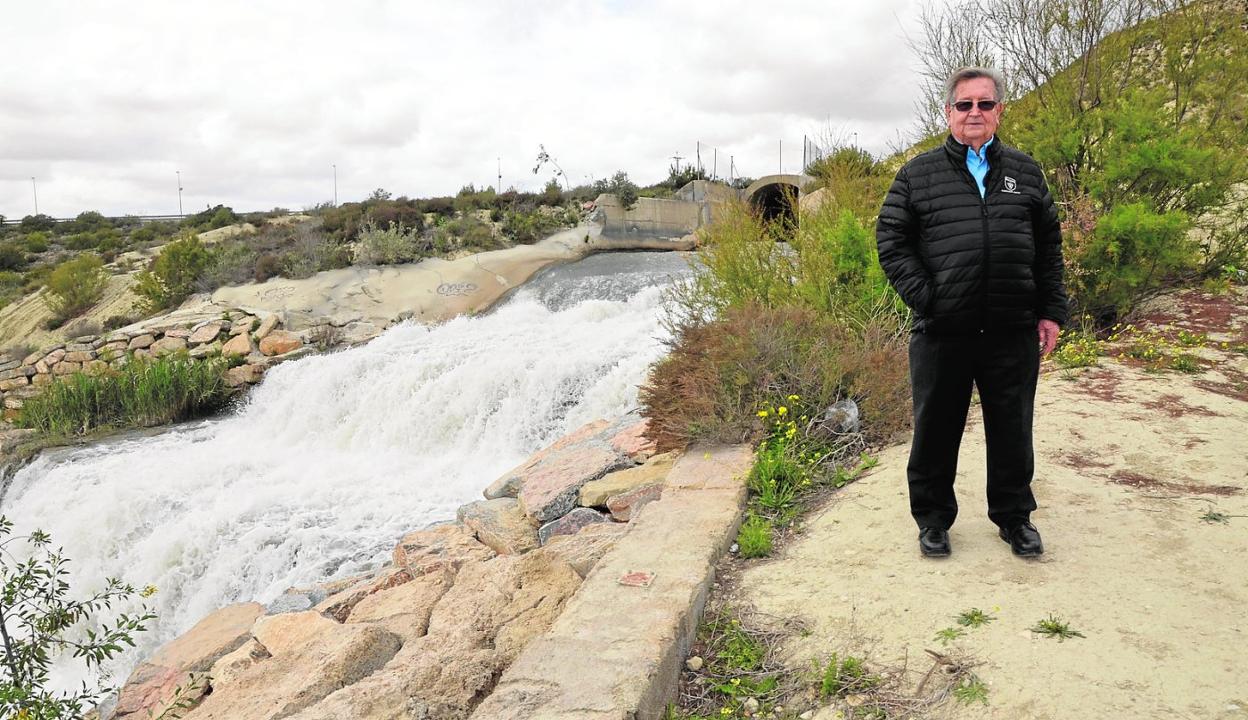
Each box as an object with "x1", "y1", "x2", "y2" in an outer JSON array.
[
  {"x1": 757, "y1": 410, "x2": 769, "y2": 418},
  {"x1": 777, "y1": 406, "x2": 787, "y2": 416}
]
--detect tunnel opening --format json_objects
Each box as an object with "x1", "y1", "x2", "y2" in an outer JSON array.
[{"x1": 749, "y1": 183, "x2": 798, "y2": 236}]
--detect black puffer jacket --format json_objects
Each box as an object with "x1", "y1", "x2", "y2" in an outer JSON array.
[{"x1": 876, "y1": 135, "x2": 1068, "y2": 334}]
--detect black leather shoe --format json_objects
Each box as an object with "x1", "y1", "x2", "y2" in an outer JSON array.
[
  {"x1": 919, "y1": 527, "x2": 951, "y2": 557},
  {"x1": 999, "y1": 522, "x2": 1044, "y2": 557}
]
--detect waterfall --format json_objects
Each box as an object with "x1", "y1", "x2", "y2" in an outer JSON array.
[{"x1": 0, "y1": 250, "x2": 693, "y2": 691}]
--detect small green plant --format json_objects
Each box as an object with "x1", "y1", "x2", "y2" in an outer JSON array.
[
  {"x1": 1052, "y1": 330, "x2": 1102, "y2": 368},
  {"x1": 0, "y1": 516, "x2": 156, "y2": 719},
  {"x1": 956, "y1": 608, "x2": 995, "y2": 628},
  {"x1": 1200, "y1": 509, "x2": 1230, "y2": 524},
  {"x1": 736, "y1": 515, "x2": 773, "y2": 559},
  {"x1": 934, "y1": 627, "x2": 966, "y2": 645},
  {"x1": 42, "y1": 254, "x2": 109, "y2": 325},
  {"x1": 953, "y1": 675, "x2": 989, "y2": 705},
  {"x1": 1169, "y1": 353, "x2": 1203, "y2": 373},
  {"x1": 1030, "y1": 615, "x2": 1086, "y2": 641},
  {"x1": 820, "y1": 653, "x2": 881, "y2": 698}
]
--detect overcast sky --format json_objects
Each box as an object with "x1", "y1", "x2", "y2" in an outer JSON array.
[{"x1": 1, "y1": 0, "x2": 938, "y2": 218}]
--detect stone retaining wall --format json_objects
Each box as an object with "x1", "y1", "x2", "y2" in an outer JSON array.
[{"x1": 0, "y1": 309, "x2": 313, "y2": 424}]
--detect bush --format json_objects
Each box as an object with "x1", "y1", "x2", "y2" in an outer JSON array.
[
  {"x1": 639, "y1": 302, "x2": 910, "y2": 453},
  {"x1": 19, "y1": 214, "x2": 56, "y2": 233},
  {"x1": 0, "y1": 242, "x2": 26, "y2": 271},
  {"x1": 181, "y1": 204, "x2": 239, "y2": 231},
  {"x1": 1065, "y1": 201, "x2": 1197, "y2": 324},
  {"x1": 0, "y1": 271, "x2": 24, "y2": 310},
  {"x1": 43, "y1": 254, "x2": 109, "y2": 324},
  {"x1": 18, "y1": 355, "x2": 231, "y2": 436},
  {"x1": 22, "y1": 232, "x2": 50, "y2": 253},
  {"x1": 593, "y1": 171, "x2": 640, "y2": 210},
  {"x1": 501, "y1": 208, "x2": 561, "y2": 245},
  {"x1": 354, "y1": 221, "x2": 424, "y2": 265},
  {"x1": 132, "y1": 232, "x2": 213, "y2": 312},
  {"x1": 0, "y1": 517, "x2": 156, "y2": 719}
]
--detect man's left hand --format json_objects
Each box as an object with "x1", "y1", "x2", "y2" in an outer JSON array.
[{"x1": 1038, "y1": 319, "x2": 1060, "y2": 356}]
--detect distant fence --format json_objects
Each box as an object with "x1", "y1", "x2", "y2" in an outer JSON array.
[{"x1": 0, "y1": 210, "x2": 303, "y2": 226}]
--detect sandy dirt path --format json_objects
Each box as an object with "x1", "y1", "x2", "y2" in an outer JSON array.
[{"x1": 736, "y1": 296, "x2": 1248, "y2": 719}]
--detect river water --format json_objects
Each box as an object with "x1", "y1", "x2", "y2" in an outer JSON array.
[{"x1": 0, "y1": 249, "x2": 694, "y2": 690}]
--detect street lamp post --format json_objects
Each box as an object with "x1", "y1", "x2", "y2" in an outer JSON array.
[
  {"x1": 176, "y1": 170, "x2": 183, "y2": 216},
  {"x1": 333, "y1": 164, "x2": 338, "y2": 207},
  {"x1": 31, "y1": 177, "x2": 38, "y2": 215}
]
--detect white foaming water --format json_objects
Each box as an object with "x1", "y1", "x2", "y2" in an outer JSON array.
[{"x1": 0, "y1": 251, "x2": 691, "y2": 690}]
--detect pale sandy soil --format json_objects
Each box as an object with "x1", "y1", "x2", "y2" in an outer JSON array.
[{"x1": 735, "y1": 289, "x2": 1248, "y2": 720}]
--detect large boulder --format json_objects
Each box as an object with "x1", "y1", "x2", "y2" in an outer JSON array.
[
  {"x1": 151, "y1": 336, "x2": 188, "y2": 356},
  {"x1": 314, "y1": 566, "x2": 413, "y2": 623},
  {"x1": 392, "y1": 523, "x2": 496, "y2": 575},
  {"x1": 607, "y1": 417, "x2": 658, "y2": 460},
  {"x1": 187, "y1": 610, "x2": 402, "y2": 720},
  {"x1": 606, "y1": 483, "x2": 663, "y2": 521},
  {"x1": 516, "y1": 444, "x2": 632, "y2": 523},
  {"x1": 286, "y1": 552, "x2": 581, "y2": 720},
  {"x1": 259, "y1": 330, "x2": 302, "y2": 357},
  {"x1": 579, "y1": 450, "x2": 677, "y2": 506},
  {"x1": 221, "y1": 332, "x2": 255, "y2": 357},
  {"x1": 482, "y1": 419, "x2": 611, "y2": 499},
  {"x1": 112, "y1": 602, "x2": 264, "y2": 718},
  {"x1": 535, "y1": 521, "x2": 629, "y2": 578},
  {"x1": 537, "y1": 507, "x2": 612, "y2": 545},
  {"x1": 345, "y1": 566, "x2": 456, "y2": 642},
  {"x1": 188, "y1": 322, "x2": 223, "y2": 345},
  {"x1": 456, "y1": 498, "x2": 539, "y2": 555}
]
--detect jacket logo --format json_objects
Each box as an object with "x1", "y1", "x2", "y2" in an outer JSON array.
[{"x1": 1002, "y1": 176, "x2": 1021, "y2": 194}]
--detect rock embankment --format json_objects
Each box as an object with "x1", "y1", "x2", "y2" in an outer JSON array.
[
  {"x1": 0, "y1": 309, "x2": 309, "y2": 425},
  {"x1": 109, "y1": 411, "x2": 680, "y2": 720}
]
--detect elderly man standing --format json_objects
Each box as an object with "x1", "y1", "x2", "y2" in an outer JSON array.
[{"x1": 876, "y1": 67, "x2": 1068, "y2": 558}]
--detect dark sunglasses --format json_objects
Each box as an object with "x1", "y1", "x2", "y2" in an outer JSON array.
[{"x1": 952, "y1": 100, "x2": 999, "y2": 112}]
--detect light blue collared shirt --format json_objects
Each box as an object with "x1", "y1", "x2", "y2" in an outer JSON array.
[{"x1": 965, "y1": 136, "x2": 994, "y2": 198}]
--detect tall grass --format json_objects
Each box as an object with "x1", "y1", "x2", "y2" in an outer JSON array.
[{"x1": 18, "y1": 355, "x2": 232, "y2": 437}]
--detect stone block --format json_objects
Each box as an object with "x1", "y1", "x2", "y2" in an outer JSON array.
[
  {"x1": 392, "y1": 523, "x2": 495, "y2": 575},
  {"x1": 128, "y1": 334, "x2": 156, "y2": 350},
  {"x1": 457, "y1": 497, "x2": 539, "y2": 555},
  {"x1": 63, "y1": 350, "x2": 95, "y2": 363},
  {"x1": 188, "y1": 322, "x2": 223, "y2": 345},
  {"x1": 255, "y1": 314, "x2": 280, "y2": 339},
  {"x1": 151, "y1": 336, "x2": 188, "y2": 356},
  {"x1": 537, "y1": 507, "x2": 611, "y2": 545},
  {"x1": 222, "y1": 332, "x2": 255, "y2": 357},
  {"x1": 258, "y1": 330, "x2": 302, "y2": 356},
  {"x1": 580, "y1": 450, "x2": 677, "y2": 506},
  {"x1": 606, "y1": 483, "x2": 663, "y2": 521}
]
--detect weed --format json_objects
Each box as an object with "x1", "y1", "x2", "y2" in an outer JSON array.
[
  {"x1": 1169, "y1": 353, "x2": 1203, "y2": 373},
  {"x1": 953, "y1": 675, "x2": 989, "y2": 705},
  {"x1": 956, "y1": 608, "x2": 995, "y2": 628},
  {"x1": 736, "y1": 515, "x2": 773, "y2": 559},
  {"x1": 1052, "y1": 330, "x2": 1102, "y2": 368},
  {"x1": 1200, "y1": 509, "x2": 1230, "y2": 524},
  {"x1": 820, "y1": 654, "x2": 882, "y2": 698},
  {"x1": 934, "y1": 627, "x2": 966, "y2": 645},
  {"x1": 1030, "y1": 615, "x2": 1086, "y2": 641}
]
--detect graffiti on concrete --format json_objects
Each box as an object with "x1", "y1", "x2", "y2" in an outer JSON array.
[{"x1": 437, "y1": 282, "x2": 477, "y2": 296}]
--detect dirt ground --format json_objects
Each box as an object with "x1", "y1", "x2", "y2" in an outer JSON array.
[{"x1": 734, "y1": 289, "x2": 1248, "y2": 720}]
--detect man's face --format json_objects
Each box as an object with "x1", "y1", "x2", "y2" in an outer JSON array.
[{"x1": 945, "y1": 77, "x2": 1002, "y2": 148}]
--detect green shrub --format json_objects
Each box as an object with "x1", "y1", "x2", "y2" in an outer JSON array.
[
  {"x1": 0, "y1": 517, "x2": 156, "y2": 719},
  {"x1": 501, "y1": 209, "x2": 560, "y2": 245},
  {"x1": 181, "y1": 204, "x2": 239, "y2": 231},
  {"x1": 132, "y1": 233, "x2": 213, "y2": 312},
  {"x1": 593, "y1": 171, "x2": 640, "y2": 210},
  {"x1": 0, "y1": 271, "x2": 24, "y2": 310},
  {"x1": 18, "y1": 355, "x2": 231, "y2": 437},
  {"x1": 42, "y1": 254, "x2": 109, "y2": 324},
  {"x1": 354, "y1": 220, "x2": 423, "y2": 265},
  {"x1": 1065, "y1": 202, "x2": 1197, "y2": 324},
  {"x1": 736, "y1": 515, "x2": 774, "y2": 558},
  {"x1": 639, "y1": 303, "x2": 910, "y2": 452},
  {"x1": 0, "y1": 242, "x2": 26, "y2": 271},
  {"x1": 22, "y1": 232, "x2": 50, "y2": 253}
]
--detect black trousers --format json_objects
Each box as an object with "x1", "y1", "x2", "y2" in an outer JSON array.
[{"x1": 907, "y1": 329, "x2": 1040, "y2": 530}]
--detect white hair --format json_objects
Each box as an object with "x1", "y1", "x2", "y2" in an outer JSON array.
[{"x1": 944, "y1": 66, "x2": 1006, "y2": 105}]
